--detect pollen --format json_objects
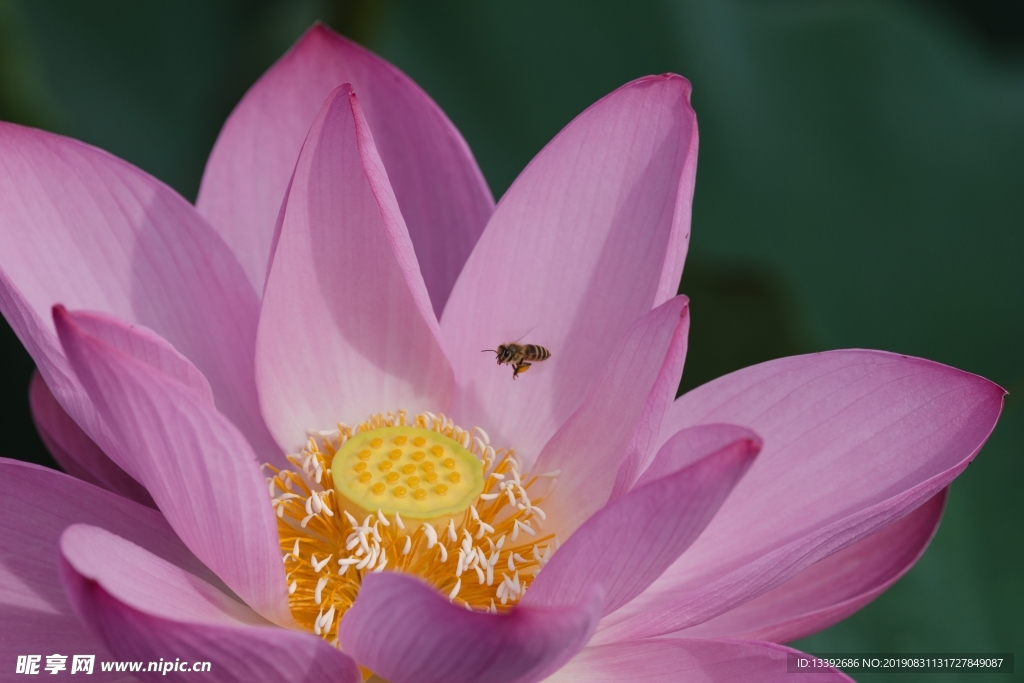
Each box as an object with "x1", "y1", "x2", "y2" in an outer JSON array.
[{"x1": 265, "y1": 410, "x2": 558, "y2": 646}]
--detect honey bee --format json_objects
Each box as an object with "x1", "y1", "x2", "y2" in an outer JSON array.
[{"x1": 483, "y1": 343, "x2": 551, "y2": 379}]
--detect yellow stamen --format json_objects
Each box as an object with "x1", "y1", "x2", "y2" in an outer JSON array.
[{"x1": 266, "y1": 410, "x2": 558, "y2": 644}]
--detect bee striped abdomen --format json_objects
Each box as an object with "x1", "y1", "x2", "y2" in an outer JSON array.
[{"x1": 522, "y1": 345, "x2": 550, "y2": 361}]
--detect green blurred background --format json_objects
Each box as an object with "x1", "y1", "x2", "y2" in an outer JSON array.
[{"x1": 0, "y1": 1, "x2": 1020, "y2": 679}]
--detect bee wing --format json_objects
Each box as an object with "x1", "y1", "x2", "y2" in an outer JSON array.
[{"x1": 509, "y1": 324, "x2": 538, "y2": 345}]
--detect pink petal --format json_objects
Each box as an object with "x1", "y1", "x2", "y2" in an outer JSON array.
[
  {"x1": 65, "y1": 310, "x2": 216, "y2": 405},
  {"x1": 669, "y1": 488, "x2": 946, "y2": 642},
  {"x1": 546, "y1": 640, "x2": 852, "y2": 682},
  {"x1": 54, "y1": 307, "x2": 292, "y2": 626},
  {"x1": 0, "y1": 122, "x2": 279, "y2": 463},
  {"x1": 0, "y1": 459, "x2": 210, "y2": 665},
  {"x1": 525, "y1": 424, "x2": 758, "y2": 616},
  {"x1": 442, "y1": 75, "x2": 698, "y2": 462},
  {"x1": 257, "y1": 84, "x2": 453, "y2": 450},
  {"x1": 59, "y1": 527, "x2": 361, "y2": 683},
  {"x1": 197, "y1": 24, "x2": 493, "y2": 315},
  {"x1": 533, "y1": 296, "x2": 689, "y2": 535},
  {"x1": 634, "y1": 424, "x2": 762, "y2": 490},
  {"x1": 29, "y1": 371, "x2": 153, "y2": 506},
  {"x1": 338, "y1": 572, "x2": 602, "y2": 683},
  {"x1": 60, "y1": 524, "x2": 265, "y2": 625},
  {"x1": 609, "y1": 310, "x2": 690, "y2": 501},
  {"x1": 595, "y1": 350, "x2": 1004, "y2": 643}
]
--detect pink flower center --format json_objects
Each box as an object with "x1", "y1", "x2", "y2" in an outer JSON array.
[{"x1": 264, "y1": 410, "x2": 560, "y2": 644}]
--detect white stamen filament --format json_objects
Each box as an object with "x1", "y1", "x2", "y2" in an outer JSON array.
[{"x1": 271, "y1": 411, "x2": 560, "y2": 640}]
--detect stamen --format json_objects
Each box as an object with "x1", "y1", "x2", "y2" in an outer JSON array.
[{"x1": 269, "y1": 410, "x2": 559, "y2": 643}]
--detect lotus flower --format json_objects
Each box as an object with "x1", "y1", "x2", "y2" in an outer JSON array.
[{"x1": 0, "y1": 25, "x2": 1003, "y2": 683}]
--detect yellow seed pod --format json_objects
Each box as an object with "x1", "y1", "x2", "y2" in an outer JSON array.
[{"x1": 332, "y1": 426, "x2": 484, "y2": 519}]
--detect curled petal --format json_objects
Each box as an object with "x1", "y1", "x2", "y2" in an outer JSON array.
[
  {"x1": 535, "y1": 296, "x2": 689, "y2": 536},
  {"x1": 60, "y1": 524, "x2": 265, "y2": 626},
  {"x1": 55, "y1": 307, "x2": 291, "y2": 626},
  {"x1": 62, "y1": 310, "x2": 215, "y2": 405},
  {"x1": 609, "y1": 309, "x2": 690, "y2": 501},
  {"x1": 526, "y1": 424, "x2": 758, "y2": 616},
  {"x1": 339, "y1": 572, "x2": 602, "y2": 683},
  {"x1": 59, "y1": 526, "x2": 360, "y2": 683},
  {"x1": 0, "y1": 460, "x2": 209, "y2": 662}
]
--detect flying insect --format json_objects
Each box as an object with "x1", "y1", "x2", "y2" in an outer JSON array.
[{"x1": 483, "y1": 343, "x2": 551, "y2": 380}]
